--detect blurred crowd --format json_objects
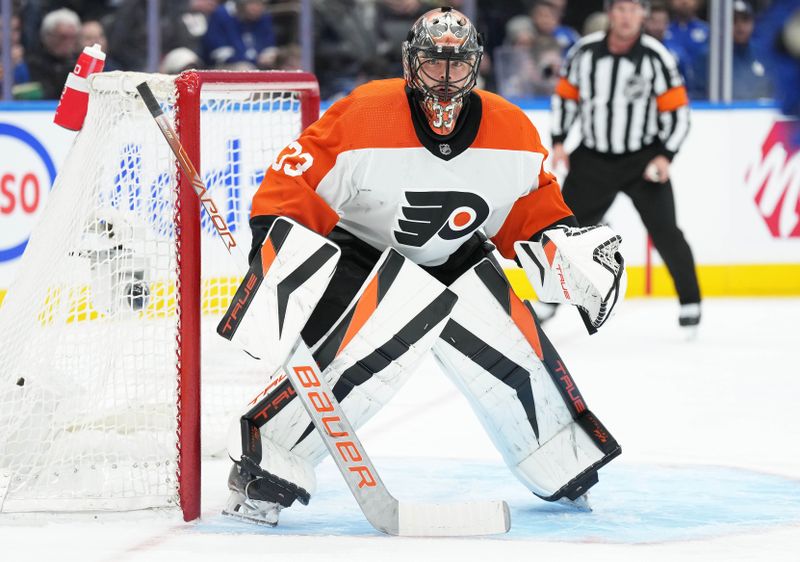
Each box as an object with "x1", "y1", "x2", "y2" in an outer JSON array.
[
  {"x1": 0, "y1": 0, "x2": 777, "y2": 101},
  {"x1": 492, "y1": 0, "x2": 775, "y2": 100}
]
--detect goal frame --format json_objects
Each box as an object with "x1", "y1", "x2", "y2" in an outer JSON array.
[{"x1": 173, "y1": 70, "x2": 320, "y2": 521}]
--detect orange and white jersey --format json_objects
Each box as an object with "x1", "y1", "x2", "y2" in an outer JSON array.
[{"x1": 252, "y1": 78, "x2": 573, "y2": 266}]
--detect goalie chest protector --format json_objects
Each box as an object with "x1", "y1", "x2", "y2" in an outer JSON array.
[{"x1": 252, "y1": 78, "x2": 571, "y2": 267}]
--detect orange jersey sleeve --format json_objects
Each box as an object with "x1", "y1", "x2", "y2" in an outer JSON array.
[
  {"x1": 477, "y1": 96, "x2": 573, "y2": 259},
  {"x1": 491, "y1": 176, "x2": 573, "y2": 259},
  {"x1": 250, "y1": 94, "x2": 352, "y2": 235}
]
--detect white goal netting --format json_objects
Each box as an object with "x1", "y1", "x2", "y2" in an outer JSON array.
[{"x1": 0, "y1": 71, "x2": 310, "y2": 514}]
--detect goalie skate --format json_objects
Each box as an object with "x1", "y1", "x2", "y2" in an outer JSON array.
[
  {"x1": 223, "y1": 491, "x2": 282, "y2": 527},
  {"x1": 222, "y1": 456, "x2": 310, "y2": 527}
]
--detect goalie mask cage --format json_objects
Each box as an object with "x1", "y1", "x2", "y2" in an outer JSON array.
[{"x1": 0, "y1": 71, "x2": 320, "y2": 521}]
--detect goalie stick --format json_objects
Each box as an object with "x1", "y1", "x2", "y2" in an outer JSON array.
[{"x1": 137, "y1": 81, "x2": 511, "y2": 537}]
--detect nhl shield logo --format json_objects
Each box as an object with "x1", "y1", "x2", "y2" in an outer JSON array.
[
  {"x1": 623, "y1": 75, "x2": 646, "y2": 100},
  {"x1": 439, "y1": 143, "x2": 452, "y2": 156}
]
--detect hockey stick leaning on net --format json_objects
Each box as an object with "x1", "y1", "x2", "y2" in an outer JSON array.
[{"x1": 136, "y1": 81, "x2": 510, "y2": 537}]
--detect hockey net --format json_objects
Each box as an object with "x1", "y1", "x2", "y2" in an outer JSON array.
[{"x1": 0, "y1": 70, "x2": 319, "y2": 520}]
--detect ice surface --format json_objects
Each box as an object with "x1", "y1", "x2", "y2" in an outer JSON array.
[{"x1": 2, "y1": 297, "x2": 799, "y2": 561}]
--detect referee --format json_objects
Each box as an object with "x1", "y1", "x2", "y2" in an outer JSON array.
[{"x1": 550, "y1": 0, "x2": 701, "y2": 330}]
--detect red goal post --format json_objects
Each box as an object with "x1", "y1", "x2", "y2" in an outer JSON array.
[{"x1": 174, "y1": 71, "x2": 319, "y2": 521}]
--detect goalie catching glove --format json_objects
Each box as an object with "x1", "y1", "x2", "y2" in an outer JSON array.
[{"x1": 514, "y1": 225, "x2": 626, "y2": 334}]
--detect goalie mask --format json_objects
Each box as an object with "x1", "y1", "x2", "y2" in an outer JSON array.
[{"x1": 402, "y1": 7, "x2": 483, "y2": 136}]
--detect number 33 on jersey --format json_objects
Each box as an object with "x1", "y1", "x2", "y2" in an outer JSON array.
[{"x1": 271, "y1": 141, "x2": 314, "y2": 177}]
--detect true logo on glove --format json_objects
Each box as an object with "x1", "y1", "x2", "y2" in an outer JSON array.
[{"x1": 556, "y1": 264, "x2": 571, "y2": 300}]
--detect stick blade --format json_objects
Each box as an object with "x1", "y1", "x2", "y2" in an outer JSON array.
[{"x1": 397, "y1": 500, "x2": 510, "y2": 537}]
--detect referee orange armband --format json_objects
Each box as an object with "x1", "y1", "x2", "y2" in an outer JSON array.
[
  {"x1": 554, "y1": 78, "x2": 579, "y2": 101},
  {"x1": 656, "y1": 85, "x2": 689, "y2": 112}
]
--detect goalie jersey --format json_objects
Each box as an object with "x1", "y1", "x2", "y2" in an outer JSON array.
[{"x1": 251, "y1": 78, "x2": 573, "y2": 267}]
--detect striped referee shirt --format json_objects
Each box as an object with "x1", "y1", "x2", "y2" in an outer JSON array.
[{"x1": 551, "y1": 31, "x2": 690, "y2": 159}]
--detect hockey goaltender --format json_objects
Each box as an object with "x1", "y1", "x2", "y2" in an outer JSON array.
[{"x1": 218, "y1": 6, "x2": 625, "y2": 532}]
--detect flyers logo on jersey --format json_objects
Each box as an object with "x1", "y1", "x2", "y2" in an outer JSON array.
[{"x1": 394, "y1": 191, "x2": 490, "y2": 247}]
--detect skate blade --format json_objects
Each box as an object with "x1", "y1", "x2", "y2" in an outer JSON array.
[
  {"x1": 222, "y1": 507, "x2": 279, "y2": 527},
  {"x1": 222, "y1": 491, "x2": 280, "y2": 526},
  {"x1": 556, "y1": 494, "x2": 593, "y2": 512}
]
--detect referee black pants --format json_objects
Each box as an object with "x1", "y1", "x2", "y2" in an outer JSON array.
[{"x1": 561, "y1": 144, "x2": 701, "y2": 305}]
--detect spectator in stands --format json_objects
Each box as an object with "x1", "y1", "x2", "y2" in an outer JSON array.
[
  {"x1": 19, "y1": 0, "x2": 118, "y2": 56},
  {"x1": 202, "y1": 0, "x2": 277, "y2": 69},
  {"x1": 0, "y1": 14, "x2": 31, "y2": 97},
  {"x1": 505, "y1": 16, "x2": 537, "y2": 47},
  {"x1": 732, "y1": 0, "x2": 772, "y2": 99},
  {"x1": 160, "y1": 47, "x2": 203, "y2": 74},
  {"x1": 549, "y1": 0, "x2": 568, "y2": 14},
  {"x1": 26, "y1": 8, "x2": 81, "y2": 99},
  {"x1": 376, "y1": 0, "x2": 428, "y2": 77},
  {"x1": 495, "y1": 17, "x2": 563, "y2": 98},
  {"x1": 19, "y1": 0, "x2": 47, "y2": 55},
  {"x1": 42, "y1": 0, "x2": 118, "y2": 22},
  {"x1": 667, "y1": 0, "x2": 709, "y2": 98},
  {"x1": 181, "y1": 0, "x2": 219, "y2": 54},
  {"x1": 561, "y1": 0, "x2": 607, "y2": 35},
  {"x1": 494, "y1": 20, "x2": 538, "y2": 98},
  {"x1": 645, "y1": 2, "x2": 691, "y2": 85},
  {"x1": 529, "y1": 37, "x2": 562, "y2": 95},
  {"x1": 530, "y1": 0, "x2": 580, "y2": 54},
  {"x1": 79, "y1": 20, "x2": 121, "y2": 71},
  {"x1": 645, "y1": 1, "x2": 670, "y2": 38},
  {"x1": 272, "y1": 44, "x2": 302, "y2": 71},
  {"x1": 480, "y1": 1, "x2": 531, "y2": 69},
  {"x1": 582, "y1": 11, "x2": 609, "y2": 35},
  {"x1": 313, "y1": 0, "x2": 383, "y2": 100},
  {"x1": 108, "y1": 0, "x2": 212, "y2": 72}
]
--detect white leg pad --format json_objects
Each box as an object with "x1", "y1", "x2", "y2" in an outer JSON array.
[{"x1": 433, "y1": 259, "x2": 619, "y2": 499}]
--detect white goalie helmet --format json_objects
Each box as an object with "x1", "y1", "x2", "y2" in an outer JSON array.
[{"x1": 402, "y1": 6, "x2": 484, "y2": 136}]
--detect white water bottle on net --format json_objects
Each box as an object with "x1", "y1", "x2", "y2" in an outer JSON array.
[{"x1": 0, "y1": 70, "x2": 320, "y2": 520}]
